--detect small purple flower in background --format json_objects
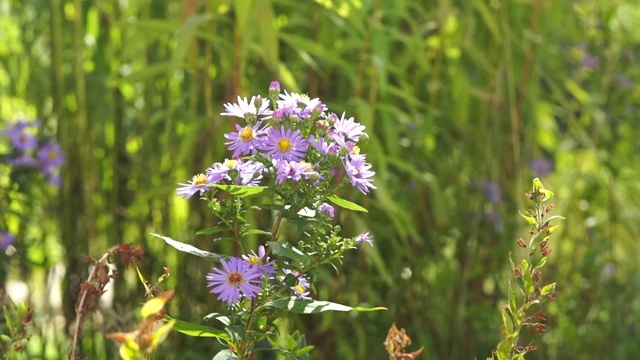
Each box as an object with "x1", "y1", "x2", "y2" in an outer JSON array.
[
  {"x1": 281, "y1": 268, "x2": 312, "y2": 299},
  {"x1": 221, "y1": 96, "x2": 272, "y2": 119},
  {"x1": 9, "y1": 155, "x2": 39, "y2": 168},
  {"x1": 38, "y1": 143, "x2": 65, "y2": 168},
  {"x1": 206, "y1": 257, "x2": 263, "y2": 306},
  {"x1": 317, "y1": 203, "x2": 335, "y2": 220},
  {"x1": 530, "y1": 158, "x2": 553, "y2": 177},
  {"x1": 176, "y1": 173, "x2": 215, "y2": 199},
  {"x1": 242, "y1": 245, "x2": 277, "y2": 278},
  {"x1": 0, "y1": 232, "x2": 16, "y2": 250},
  {"x1": 261, "y1": 126, "x2": 308, "y2": 162},
  {"x1": 224, "y1": 122, "x2": 266, "y2": 158},
  {"x1": 483, "y1": 181, "x2": 502, "y2": 204},
  {"x1": 3, "y1": 126, "x2": 37, "y2": 152},
  {"x1": 42, "y1": 166, "x2": 62, "y2": 187},
  {"x1": 343, "y1": 154, "x2": 376, "y2": 194},
  {"x1": 355, "y1": 231, "x2": 374, "y2": 247},
  {"x1": 615, "y1": 73, "x2": 634, "y2": 89},
  {"x1": 580, "y1": 52, "x2": 600, "y2": 69}
]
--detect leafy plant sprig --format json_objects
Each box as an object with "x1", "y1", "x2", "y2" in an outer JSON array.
[
  {"x1": 154, "y1": 81, "x2": 385, "y2": 359},
  {"x1": 491, "y1": 178, "x2": 563, "y2": 359}
]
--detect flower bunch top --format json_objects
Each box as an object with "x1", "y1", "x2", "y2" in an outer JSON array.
[
  {"x1": 1, "y1": 119, "x2": 65, "y2": 187},
  {"x1": 177, "y1": 81, "x2": 376, "y2": 201}
]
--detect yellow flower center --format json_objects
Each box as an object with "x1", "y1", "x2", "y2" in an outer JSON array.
[
  {"x1": 277, "y1": 138, "x2": 292, "y2": 152},
  {"x1": 48, "y1": 151, "x2": 58, "y2": 160},
  {"x1": 240, "y1": 127, "x2": 254, "y2": 142},
  {"x1": 293, "y1": 284, "x2": 305, "y2": 294},
  {"x1": 193, "y1": 173, "x2": 208, "y2": 185},
  {"x1": 247, "y1": 255, "x2": 261, "y2": 267},
  {"x1": 351, "y1": 146, "x2": 360, "y2": 155},
  {"x1": 300, "y1": 161, "x2": 312, "y2": 172},
  {"x1": 224, "y1": 159, "x2": 237, "y2": 169}
]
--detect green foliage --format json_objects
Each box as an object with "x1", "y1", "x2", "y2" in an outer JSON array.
[{"x1": 2, "y1": 0, "x2": 640, "y2": 358}]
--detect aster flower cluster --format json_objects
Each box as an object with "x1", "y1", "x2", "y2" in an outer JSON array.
[
  {"x1": 1, "y1": 119, "x2": 65, "y2": 187},
  {"x1": 177, "y1": 81, "x2": 376, "y2": 201},
  {"x1": 175, "y1": 82, "x2": 376, "y2": 308}
]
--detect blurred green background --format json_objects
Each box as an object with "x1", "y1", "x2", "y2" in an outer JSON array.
[{"x1": 1, "y1": 0, "x2": 640, "y2": 359}]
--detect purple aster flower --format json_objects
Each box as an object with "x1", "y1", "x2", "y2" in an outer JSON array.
[
  {"x1": 237, "y1": 160, "x2": 265, "y2": 186},
  {"x1": 176, "y1": 173, "x2": 216, "y2": 199},
  {"x1": 317, "y1": 203, "x2": 335, "y2": 220},
  {"x1": 9, "y1": 155, "x2": 38, "y2": 168},
  {"x1": 530, "y1": 158, "x2": 553, "y2": 177},
  {"x1": 309, "y1": 135, "x2": 338, "y2": 156},
  {"x1": 206, "y1": 257, "x2": 263, "y2": 306},
  {"x1": 2, "y1": 126, "x2": 37, "y2": 152},
  {"x1": 221, "y1": 96, "x2": 272, "y2": 119},
  {"x1": 273, "y1": 159, "x2": 316, "y2": 184},
  {"x1": 343, "y1": 154, "x2": 376, "y2": 194},
  {"x1": 0, "y1": 232, "x2": 16, "y2": 250},
  {"x1": 330, "y1": 112, "x2": 366, "y2": 142},
  {"x1": 224, "y1": 122, "x2": 267, "y2": 158},
  {"x1": 355, "y1": 231, "x2": 374, "y2": 247},
  {"x1": 281, "y1": 268, "x2": 312, "y2": 299},
  {"x1": 207, "y1": 159, "x2": 240, "y2": 181},
  {"x1": 260, "y1": 126, "x2": 308, "y2": 162},
  {"x1": 38, "y1": 143, "x2": 65, "y2": 167},
  {"x1": 242, "y1": 245, "x2": 277, "y2": 278},
  {"x1": 277, "y1": 91, "x2": 326, "y2": 120}
]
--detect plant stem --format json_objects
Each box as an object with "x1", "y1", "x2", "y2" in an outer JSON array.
[{"x1": 238, "y1": 211, "x2": 284, "y2": 358}]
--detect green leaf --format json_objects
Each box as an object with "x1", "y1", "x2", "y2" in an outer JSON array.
[
  {"x1": 3, "y1": 305, "x2": 12, "y2": 332},
  {"x1": 196, "y1": 226, "x2": 228, "y2": 236},
  {"x1": 167, "y1": 316, "x2": 231, "y2": 342},
  {"x1": 522, "y1": 259, "x2": 534, "y2": 296},
  {"x1": 326, "y1": 194, "x2": 368, "y2": 212},
  {"x1": 151, "y1": 233, "x2": 224, "y2": 261},
  {"x1": 263, "y1": 297, "x2": 387, "y2": 314},
  {"x1": 119, "y1": 338, "x2": 143, "y2": 360},
  {"x1": 540, "y1": 282, "x2": 556, "y2": 296},
  {"x1": 213, "y1": 185, "x2": 269, "y2": 197},
  {"x1": 496, "y1": 338, "x2": 515, "y2": 360},
  {"x1": 1, "y1": 334, "x2": 11, "y2": 343},
  {"x1": 141, "y1": 298, "x2": 166, "y2": 319},
  {"x1": 519, "y1": 211, "x2": 537, "y2": 226},
  {"x1": 508, "y1": 282, "x2": 517, "y2": 329},
  {"x1": 268, "y1": 242, "x2": 310, "y2": 266},
  {"x1": 212, "y1": 349, "x2": 237, "y2": 360},
  {"x1": 242, "y1": 229, "x2": 272, "y2": 237},
  {"x1": 148, "y1": 319, "x2": 175, "y2": 351}
]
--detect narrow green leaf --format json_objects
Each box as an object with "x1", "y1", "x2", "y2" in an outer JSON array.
[
  {"x1": 242, "y1": 229, "x2": 272, "y2": 237},
  {"x1": 3, "y1": 306, "x2": 12, "y2": 332},
  {"x1": 166, "y1": 316, "x2": 231, "y2": 342},
  {"x1": 327, "y1": 195, "x2": 368, "y2": 212},
  {"x1": 148, "y1": 320, "x2": 176, "y2": 352},
  {"x1": 141, "y1": 297, "x2": 166, "y2": 319},
  {"x1": 1, "y1": 334, "x2": 11, "y2": 343},
  {"x1": 196, "y1": 226, "x2": 228, "y2": 236},
  {"x1": 263, "y1": 297, "x2": 386, "y2": 314},
  {"x1": 519, "y1": 211, "x2": 537, "y2": 226},
  {"x1": 508, "y1": 282, "x2": 517, "y2": 328},
  {"x1": 151, "y1": 233, "x2": 224, "y2": 261},
  {"x1": 213, "y1": 185, "x2": 269, "y2": 197},
  {"x1": 268, "y1": 241, "x2": 310, "y2": 266},
  {"x1": 496, "y1": 338, "x2": 514, "y2": 360}
]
